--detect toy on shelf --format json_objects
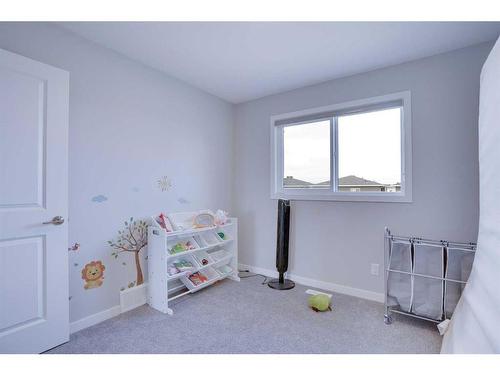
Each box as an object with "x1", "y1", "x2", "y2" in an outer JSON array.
[
  {"x1": 194, "y1": 251, "x2": 212, "y2": 266},
  {"x1": 156, "y1": 213, "x2": 174, "y2": 232},
  {"x1": 193, "y1": 212, "x2": 215, "y2": 228},
  {"x1": 164, "y1": 209, "x2": 229, "y2": 232},
  {"x1": 217, "y1": 230, "x2": 231, "y2": 241},
  {"x1": 170, "y1": 243, "x2": 187, "y2": 254},
  {"x1": 169, "y1": 237, "x2": 199, "y2": 254},
  {"x1": 189, "y1": 272, "x2": 208, "y2": 286},
  {"x1": 214, "y1": 209, "x2": 229, "y2": 226}
]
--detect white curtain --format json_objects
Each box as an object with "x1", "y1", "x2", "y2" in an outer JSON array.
[{"x1": 441, "y1": 36, "x2": 500, "y2": 353}]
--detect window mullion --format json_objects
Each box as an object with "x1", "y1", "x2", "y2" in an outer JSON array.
[
  {"x1": 331, "y1": 116, "x2": 339, "y2": 193},
  {"x1": 278, "y1": 126, "x2": 284, "y2": 193}
]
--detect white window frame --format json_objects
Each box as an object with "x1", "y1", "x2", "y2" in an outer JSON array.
[{"x1": 270, "y1": 91, "x2": 412, "y2": 202}]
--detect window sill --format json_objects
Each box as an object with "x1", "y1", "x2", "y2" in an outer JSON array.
[{"x1": 271, "y1": 191, "x2": 412, "y2": 203}]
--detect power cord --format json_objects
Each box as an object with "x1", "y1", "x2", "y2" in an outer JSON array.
[{"x1": 238, "y1": 269, "x2": 270, "y2": 285}]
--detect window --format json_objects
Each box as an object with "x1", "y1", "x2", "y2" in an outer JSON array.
[{"x1": 271, "y1": 92, "x2": 412, "y2": 202}]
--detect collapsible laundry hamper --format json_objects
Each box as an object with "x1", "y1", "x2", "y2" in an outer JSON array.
[{"x1": 384, "y1": 228, "x2": 476, "y2": 324}]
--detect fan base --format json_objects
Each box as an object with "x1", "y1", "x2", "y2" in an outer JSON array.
[{"x1": 268, "y1": 279, "x2": 295, "y2": 290}]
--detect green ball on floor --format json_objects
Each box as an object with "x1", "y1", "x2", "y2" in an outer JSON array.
[{"x1": 308, "y1": 294, "x2": 332, "y2": 312}]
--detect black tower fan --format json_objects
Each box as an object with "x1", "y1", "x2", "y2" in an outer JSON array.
[{"x1": 268, "y1": 199, "x2": 295, "y2": 290}]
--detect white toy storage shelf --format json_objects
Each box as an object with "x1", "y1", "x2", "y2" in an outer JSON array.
[{"x1": 148, "y1": 215, "x2": 239, "y2": 315}]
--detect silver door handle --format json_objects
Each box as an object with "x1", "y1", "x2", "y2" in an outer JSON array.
[{"x1": 43, "y1": 216, "x2": 65, "y2": 225}]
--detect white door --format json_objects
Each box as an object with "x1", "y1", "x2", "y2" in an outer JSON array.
[{"x1": 0, "y1": 48, "x2": 69, "y2": 353}]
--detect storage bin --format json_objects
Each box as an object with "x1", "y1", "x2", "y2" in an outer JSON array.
[
  {"x1": 193, "y1": 250, "x2": 214, "y2": 267},
  {"x1": 215, "y1": 230, "x2": 231, "y2": 242},
  {"x1": 411, "y1": 243, "x2": 444, "y2": 320},
  {"x1": 168, "y1": 236, "x2": 200, "y2": 254},
  {"x1": 181, "y1": 267, "x2": 219, "y2": 291},
  {"x1": 444, "y1": 247, "x2": 474, "y2": 318},
  {"x1": 199, "y1": 231, "x2": 222, "y2": 246},
  {"x1": 201, "y1": 266, "x2": 219, "y2": 280},
  {"x1": 168, "y1": 211, "x2": 196, "y2": 231},
  {"x1": 216, "y1": 264, "x2": 233, "y2": 277},
  {"x1": 209, "y1": 249, "x2": 229, "y2": 262},
  {"x1": 168, "y1": 254, "x2": 198, "y2": 279},
  {"x1": 193, "y1": 234, "x2": 207, "y2": 247},
  {"x1": 387, "y1": 241, "x2": 412, "y2": 312}
]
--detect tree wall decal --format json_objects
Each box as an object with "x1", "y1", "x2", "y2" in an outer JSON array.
[{"x1": 108, "y1": 217, "x2": 148, "y2": 286}]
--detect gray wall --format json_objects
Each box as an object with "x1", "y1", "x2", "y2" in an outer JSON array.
[
  {"x1": 0, "y1": 23, "x2": 234, "y2": 323},
  {"x1": 233, "y1": 42, "x2": 492, "y2": 296}
]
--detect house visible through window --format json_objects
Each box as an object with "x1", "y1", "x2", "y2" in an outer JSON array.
[{"x1": 271, "y1": 92, "x2": 411, "y2": 202}]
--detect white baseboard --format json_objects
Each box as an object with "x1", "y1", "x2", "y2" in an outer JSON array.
[
  {"x1": 239, "y1": 263, "x2": 384, "y2": 303},
  {"x1": 70, "y1": 283, "x2": 149, "y2": 334},
  {"x1": 120, "y1": 283, "x2": 148, "y2": 313},
  {"x1": 70, "y1": 305, "x2": 121, "y2": 334}
]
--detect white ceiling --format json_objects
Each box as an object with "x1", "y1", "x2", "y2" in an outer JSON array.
[{"x1": 59, "y1": 22, "x2": 500, "y2": 104}]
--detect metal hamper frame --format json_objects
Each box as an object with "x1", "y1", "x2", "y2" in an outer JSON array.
[{"x1": 384, "y1": 227, "x2": 476, "y2": 325}]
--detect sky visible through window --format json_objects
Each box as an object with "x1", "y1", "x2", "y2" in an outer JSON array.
[
  {"x1": 338, "y1": 108, "x2": 401, "y2": 185},
  {"x1": 283, "y1": 120, "x2": 330, "y2": 184},
  {"x1": 283, "y1": 107, "x2": 401, "y2": 185}
]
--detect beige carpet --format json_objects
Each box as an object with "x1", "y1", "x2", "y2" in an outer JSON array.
[{"x1": 47, "y1": 275, "x2": 442, "y2": 354}]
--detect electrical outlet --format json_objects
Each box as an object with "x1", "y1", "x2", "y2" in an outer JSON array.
[{"x1": 370, "y1": 263, "x2": 380, "y2": 276}]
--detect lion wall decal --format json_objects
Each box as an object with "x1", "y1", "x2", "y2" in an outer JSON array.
[{"x1": 81, "y1": 260, "x2": 105, "y2": 289}]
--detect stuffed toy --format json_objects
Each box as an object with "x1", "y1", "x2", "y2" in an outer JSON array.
[{"x1": 308, "y1": 294, "x2": 332, "y2": 312}]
